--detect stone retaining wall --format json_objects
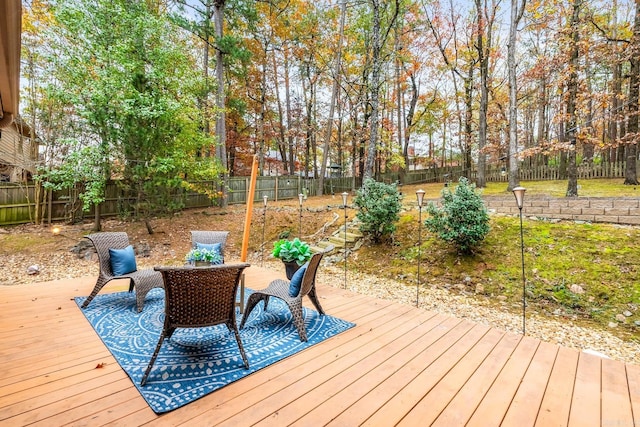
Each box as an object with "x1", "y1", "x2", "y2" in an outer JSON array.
[{"x1": 482, "y1": 196, "x2": 640, "y2": 225}]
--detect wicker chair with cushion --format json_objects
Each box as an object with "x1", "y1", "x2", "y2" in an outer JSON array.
[
  {"x1": 190, "y1": 230, "x2": 229, "y2": 262},
  {"x1": 82, "y1": 232, "x2": 163, "y2": 313},
  {"x1": 190, "y1": 230, "x2": 247, "y2": 313},
  {"x1": 141, "y1": 263, "x2": 250, "y2": 386},
  {"x1": 240, "y1": 252, "x2": 325, "y2": 342}
]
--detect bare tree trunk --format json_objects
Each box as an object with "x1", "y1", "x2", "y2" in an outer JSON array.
[
  {"x1": 624, "y1": 0, "x2": 640, "y2": 185},
  {"x1": 583, "y1": 57, "x2": 595, "y2": 163},
  {"x1": 214, "y1": 0, "x2": 228, "y2": 206},
  {"x1": 363, "y1": 0, "x2": 382, "y2": 181},
  {"x1": 566, "y1": 0, "x2": 580, "y2": 197},
  {"x1": 608, "y1": 0, "x2": 621, "y2": 164},
  {"x1": 463, "y1": 69, "x2": 473, "y2": 179},
  {"x1": 507, "y1": 0, "x2": 526, "y2": 191},
  {"x1": 283, "y1": 48, "x2": 295, "y2": 175},
  {"x1": 396, "y1": 28, "x2": 404, "y2": 178},
  {"x1": 404, "y1": 73, "x2": 418, "y2": 171},
  {"x1": 318, "y1": 0, "x2": 346, "y2": 194},
  {"x1": 258, "y1": 60, "x2": 267, "y2": 174},
  {"x1": 609, "y1": 60, "x2": 621, "y2": 162},
  {"x1": 272, "y1": 52, "x2": 288, "y2": 173},
  {"x1": 301, "y1": 60, "x2": 315, "y2": 179},
  {"x1": 475, "y1": 0, "x2": 488, "y2": 188},
  {"x1": 203, "y1": 1, "x2": 212, "y2": 146},
  {"x1": 93, "y1": 203, "x2": 101, "y2": 232},
  {"x1": 535, "y1": 77, "x2": 549, "y2": 167},
  {"x1": 311, "y1": 85, "x2": 319, "y2": 178}
]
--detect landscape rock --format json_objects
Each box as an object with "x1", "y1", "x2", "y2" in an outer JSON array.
[
  {"x1": 135, "y1": 242, "x2": 151, "y2": 257},
  {"x1": 70, "y1": 240, "x2": 95, "y2": 260},
  {"x1": 569, "y1": 284, "x2": 584, "y2": 294}
]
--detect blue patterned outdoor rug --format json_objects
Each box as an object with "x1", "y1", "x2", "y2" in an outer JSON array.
[{"x1": 75, "y1": 288, "x2": 354, "y2": 414}]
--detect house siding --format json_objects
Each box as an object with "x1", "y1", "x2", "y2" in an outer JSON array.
[{"x1": 0, "y1": 120, "x2": 37, "y2": 182}]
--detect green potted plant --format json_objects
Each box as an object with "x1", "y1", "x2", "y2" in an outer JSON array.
[
  {"x1": 185, "y1": 248, "x2": 223, "y2": 267},
  {"x1": 272, "y1": 238, "x2": 313, "y2": 279}
]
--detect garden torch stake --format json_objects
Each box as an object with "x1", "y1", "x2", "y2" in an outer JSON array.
[
  {"x1": 262, "y1": 195, "x2": 268, "y2": 267},
  {"x1": 299, "y1": 193, "x2": 304, "y2": 238},
  {"x1": 342, "y1": 192, "x2": 348, "y2": 290},
  {"x1": 513, "y1": 187, "x2": 526, "y2": 335},
  {"x1": 416, "y1": 189, "x2": 425, "y2": 308}
]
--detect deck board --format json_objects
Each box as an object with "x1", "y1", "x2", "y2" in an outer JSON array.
[
  {"x1": 601, "y1": 358, "x2": 635, "y2": 427},
  {"x1": 397, "y1": 327, "x2": 507, "y2": 426},
  {"x1": 535, "y1": 346, "x2": 579, "y2": 427},
  {"x1": 290, "y1": 312, "x2": 448, "y2": 426},
  {"x1": 325, "y1": 315, "x2": 469, "y2": 426},
  {"x1": 466, "y1": 335, "x2": 540, "y2": 427},
  {"x1": 628, "y1": 363, "x2": 640, "y2": 426},
  {"x1": 362, "y1": 323, "x2": 492, "y2": 426},
  {"x1": 171, "y1": 304, "x2": 420, "y2": 426},
  {"x1": 0, "y1": 265, "x2": 638, "y2": 426},
  {"x1": 568, "y1": 353, "x2": 602, "y2": 427},
  {"x1": 501, "y1": 340, "x2": 558, "y2": 426},
  {"x1": 430, "y1": 332, "x2": 523, "y2": 426}
]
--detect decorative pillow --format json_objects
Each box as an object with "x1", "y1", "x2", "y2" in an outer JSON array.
[
  {"x1": 195, "y1": 242, "x2": 224, "y2": 264},
  {"x1": 109, "y1": 245, "x2": 137, "y2": 276},
  {"x1": 288, "y1": 263, "x2": 308, "y2": 297}
]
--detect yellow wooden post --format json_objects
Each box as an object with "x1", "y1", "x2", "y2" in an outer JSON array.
[{"x1": 240, "y1": 155, "x2": 259, "y2": 262}]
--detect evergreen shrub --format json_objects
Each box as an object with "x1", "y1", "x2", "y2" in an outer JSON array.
[
  {"x1": 354, "y1": 178, "x2": 402, "y2": 243},
  {"x1": 424, "y1": 177, "x2": 490, "y2": 254}
]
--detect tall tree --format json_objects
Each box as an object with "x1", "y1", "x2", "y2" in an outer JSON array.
[
  {"x1": 363, "y1": 0, "x2": 383, "y2": 181},
  {"x1": 623, "y1": 0, "x2": 640, "y2": 185},
  {"x1": 318, "y1": 0, "x2": 347, "y2": 195},
  {"x1": 474, "y1": 0, "x2": 498, "y2": 188},
  {"x1": 507, "y1": 0, "x2": 526, "y2": 190},
  {"x1": 566, "y1": 0, "x2": 581, "y2": 197},
  {"x1": 214, "y1": 0, "x2": 227, "y2": 171},
  {"x1": 363, "y1": 0, "x2": 400, "y2": 180},
  {"x1": 424, "y1": 0, "x2": 478, "y2": 178},
  {"x1": 44, "y1": 0, "x2": 220, "y2": 232}
]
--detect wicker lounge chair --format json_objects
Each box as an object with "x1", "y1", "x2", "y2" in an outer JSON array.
[
  {"x1": 190, "y1": 230, "x2": 247, "y2": 313},
  {"x1": 240, "y1": 252, "x2": 325, "y2": 342},
  {"x1": 82, "y1": 232, "x2": 163, "y2": 313},
  {"x1": 141, "y1": 263, "x2": 250, "y2": 386},
  {"x1": 190, "y1": 230, "x2": 229, "y2": 260}
]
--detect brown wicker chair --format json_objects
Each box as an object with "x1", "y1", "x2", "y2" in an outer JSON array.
[
  {"x1": 141, "y1": 263, "x2": 250, "y2": 386},
  {"x1": 240, "y1": 252, "x2": 325, "y2": 342},
  {"x1": 82, "y1": 232, "x2": 163, "y2": 313},
  {"x1": 190, "y1": 230, "x2": 247, "y2": 313},
  {"x1": 190, "y1": 230, "x2": 229, "y2": 260}
]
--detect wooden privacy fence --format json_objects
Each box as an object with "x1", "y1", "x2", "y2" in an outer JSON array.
[
  {"x1": 0, "y1": 161, "x2": 636, "y2": 226},
  {"x1": 0, "y1": 175, "x2": 359, "y2": 226},
  {"x1": 478, "y1": 161, "x2": 633, "y2": 182}
]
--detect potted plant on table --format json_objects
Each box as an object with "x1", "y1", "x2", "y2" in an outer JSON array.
[
  {"x1": 272, "y1": 238, "x2": 313, "y2": 279},
  {"x1": 185, "y1": 247, "x2": 223, "y2": 267}
]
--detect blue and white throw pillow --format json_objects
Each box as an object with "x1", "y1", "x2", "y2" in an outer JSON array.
[{"x1": 195, "y1": 242, "x2": 223, "y2": 264}]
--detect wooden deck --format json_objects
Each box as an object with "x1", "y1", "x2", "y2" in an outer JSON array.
[{"x1": 1, "y1": 265, "x2": 638, "y2": 426}]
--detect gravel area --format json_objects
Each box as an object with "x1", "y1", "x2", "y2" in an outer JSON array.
[{"x1": 251, "y1": 258, "x2": 640, "y2": 366}]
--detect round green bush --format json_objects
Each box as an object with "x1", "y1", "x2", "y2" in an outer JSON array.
[{"x1": 424, "y1": 177, "x2": 490, "y2": 254}]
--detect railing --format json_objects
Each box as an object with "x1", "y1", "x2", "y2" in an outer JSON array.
[{"x1": 0, "y1": 160, "x2": 636, "y2": 226}]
